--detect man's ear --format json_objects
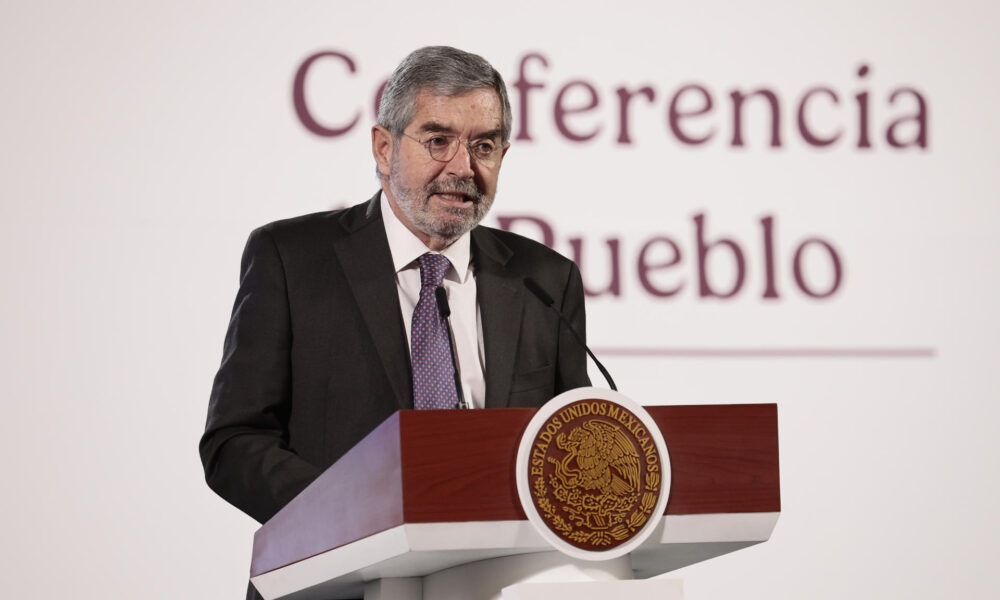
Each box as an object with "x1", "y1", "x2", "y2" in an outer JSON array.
[{"x1": 372, "y1": 125, "x2": 393, "y2": 177}]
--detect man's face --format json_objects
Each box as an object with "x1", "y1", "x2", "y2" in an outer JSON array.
[{"x1": 374, "y1": 88, "x2": 507, "y2": 250}]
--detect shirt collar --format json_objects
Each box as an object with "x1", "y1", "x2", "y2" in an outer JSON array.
[{"x1": 380, "y1": 190, "x2": 472, "y2": 281}]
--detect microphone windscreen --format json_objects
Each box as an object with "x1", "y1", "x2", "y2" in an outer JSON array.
[
  {"x1": 434, "y1": 286, "x2": 451, "y2": 317},
  {"x1": 523, "y1": 277, "x2": 555, "y2": 307}
]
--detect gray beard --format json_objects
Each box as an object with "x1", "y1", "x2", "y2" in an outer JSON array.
[{"x1": 388, "y1": 161, "x2": 494, "y2": 245}]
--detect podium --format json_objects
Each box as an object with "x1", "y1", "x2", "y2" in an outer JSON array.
[{"x1": 249, "y1": 402, "x2": 780, "y2": 599}]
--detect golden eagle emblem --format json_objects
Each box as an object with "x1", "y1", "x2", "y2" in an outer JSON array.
[
  {"x1": 552, "y1": 420, "x2": 641, "y2": 498},
  {"x1": 528, "y1": 400, "x2": 662, "y2": 550}
]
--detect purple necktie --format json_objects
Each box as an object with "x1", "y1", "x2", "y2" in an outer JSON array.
[{"x1": 411, "y1": 253, "x2": 458, "y2": 410}]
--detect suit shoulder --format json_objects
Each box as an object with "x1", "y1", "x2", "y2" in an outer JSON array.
[
  {"x1": 250, "y1": 198, "x2": 378, "y2": 248},
  {"x1": 255, "y1": 209, "x2": 344, "y2": 239},
  {"x1": 477, "y1": 225, "x2": 576, "y2": 267}
]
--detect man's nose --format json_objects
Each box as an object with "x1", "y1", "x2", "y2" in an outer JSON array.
[{"x1": 445, "y1": 141, "x2": 476, "y2": 178}]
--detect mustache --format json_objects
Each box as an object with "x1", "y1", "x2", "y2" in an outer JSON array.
[{"x1": 426, "y1": 177, "x2": 485, "y2": 203}]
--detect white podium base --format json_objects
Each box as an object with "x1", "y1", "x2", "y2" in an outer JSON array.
[
  {"x1": 503, "y1": 579, "x2": 683, "y2": 600},
  {"x1": 364, "y1": 552, "x2": 681, "y2": 600}
]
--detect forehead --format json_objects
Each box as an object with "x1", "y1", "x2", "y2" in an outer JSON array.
[{"x1": 408, "y1": 88, "x2": 503, "y2": 135}]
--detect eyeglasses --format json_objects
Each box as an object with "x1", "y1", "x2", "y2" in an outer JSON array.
[{"x1": 401, "y1": 132, "x2": 507, "y2": 167}]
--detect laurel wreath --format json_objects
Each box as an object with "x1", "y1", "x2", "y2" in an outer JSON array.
[
  {"x1": 531, "y1": 468, "x2": 661, "y2": 548},
  {"x1": 534, "y1": 475, "x2": 573, "y2": 535}
]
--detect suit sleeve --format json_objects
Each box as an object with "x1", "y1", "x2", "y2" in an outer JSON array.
[
  {"x1": 555, "y1": 262, "x2": 592, "y2": 392},
  {"x1": 199, "y1": 227, "x2": 322, "y2": 524}
]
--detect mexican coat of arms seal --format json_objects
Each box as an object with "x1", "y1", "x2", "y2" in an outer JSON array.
[{"x1": 516, "y1": 387, "x2": 671, "y2": 560}]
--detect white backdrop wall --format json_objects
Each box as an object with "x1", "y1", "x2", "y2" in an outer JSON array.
[{"x1": 2, "y1": 1, "x2": 998, "y2": 598}]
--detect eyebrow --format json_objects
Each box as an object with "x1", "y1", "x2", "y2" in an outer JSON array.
[
  {"x1": 416, "y1": 121, "x2": 457, "y2": 135},
  {"x1": 474, "y1": 128, "x2": 503, "y2": 141},
  {"x1": 415, "y1": 122, "x2": 502, "y2": 140}
]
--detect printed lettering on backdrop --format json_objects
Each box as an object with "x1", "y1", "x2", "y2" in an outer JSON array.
[{"x1": 292, "y1": 50, "x2": 928, "y2": 311}]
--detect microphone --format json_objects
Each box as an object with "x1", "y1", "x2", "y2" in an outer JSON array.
[
  {"x1": 434, "y1": 286, "x2": 470, "y2": 409},
  {"x1": 522, "y1": 277, "x2": 618, "y2": 391}
]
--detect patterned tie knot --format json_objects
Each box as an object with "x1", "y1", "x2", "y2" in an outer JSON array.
[{"x1": 417, "y1": 253, "x2": 451, "y2": 289}]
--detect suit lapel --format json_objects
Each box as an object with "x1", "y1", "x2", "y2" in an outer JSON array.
[
  {"x1": 332, "y1": 200, "x2": 525, "y2": 411},
  {"x1": 473, "y1": 228, "x2": 524, "y2": 409},
  {"x1": 334, "y1": 195, "x2": 412, "y2": 410}
]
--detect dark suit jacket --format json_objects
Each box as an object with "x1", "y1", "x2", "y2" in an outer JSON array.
[{"x1": 200, "y1": 193, "x2": 590, "y2": 526}]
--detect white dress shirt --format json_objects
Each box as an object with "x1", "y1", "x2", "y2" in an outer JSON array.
[{"x1": 380, "y1": 192, "x2": 486, "y2": 408}]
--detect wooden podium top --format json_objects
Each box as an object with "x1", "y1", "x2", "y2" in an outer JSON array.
[{"x1": 251, "y1": 403, "x2": 779, "y2": 581}]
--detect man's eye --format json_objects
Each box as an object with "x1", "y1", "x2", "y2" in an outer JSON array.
[
  {"x1": 473, "y1": 140, "x2": 497, "y2": 155},
  {"x1": 427, "y1": 136, "x2": 451, "y2": 147}
]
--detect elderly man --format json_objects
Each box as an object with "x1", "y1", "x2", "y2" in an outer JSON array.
[{"x1": 200, "y1": 46, "x2": 590, "y2": 598}]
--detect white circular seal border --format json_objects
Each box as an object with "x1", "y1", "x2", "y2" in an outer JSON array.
[{"x1": 515, "y1": 386, "x2": 672, "y2": 561}]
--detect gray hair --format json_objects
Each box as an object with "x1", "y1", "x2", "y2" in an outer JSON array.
[{"x1": 377, "y1": 46, "x2": 512, "y2": 144}]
